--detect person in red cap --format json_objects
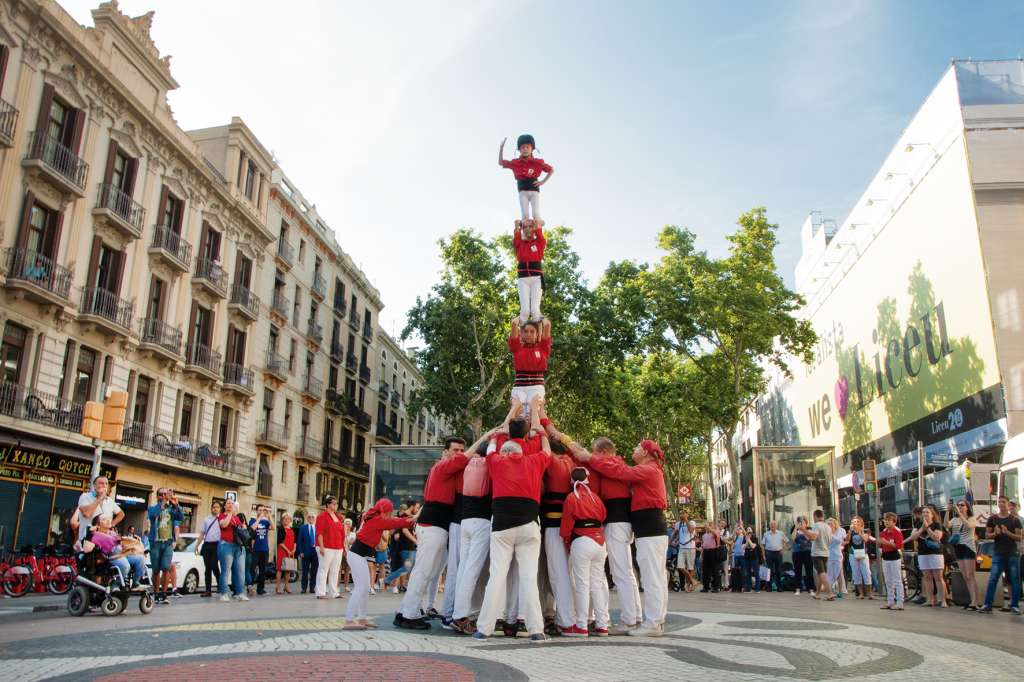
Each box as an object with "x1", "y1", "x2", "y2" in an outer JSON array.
[
  {"x1": 580, "y1": 439, "x2": 669, "y2": 637},
  {"x1": 345, "y1": 498, "x2": 416, "y2": 630},
  {"x1": 498, "y1": 134, "x2": 554, "y2": 225},
  {"x1": 560, "y1": 466, "x2": 610, "y2": 637},
  {"x1": 395, "y1": 436, "x2": 470, "y2": 629}
]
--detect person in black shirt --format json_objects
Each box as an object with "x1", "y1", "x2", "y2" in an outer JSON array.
[
  {"x1": 980, "y1": 495, "x2": 1022, "y2": 614},
  {"x1": 742, "y1": 527, "x2": 764, "y2": 593}
]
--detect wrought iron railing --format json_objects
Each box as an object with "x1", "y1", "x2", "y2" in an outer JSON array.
[
  {"x1": 271, "y1": 290, "x2": 290, "y2": 318},
  {"x1": 140, "y1": 318, "x2": 182, "y2": 355},
  {"x1": 276, "y1": 239, "x2": 294, "y2": 266},
  {"x1": 96, "y1": 182, "x2": 145, "y2": 232},
  {"x1": 0, "y1": 382, "x2": 83, "y2": 433},
  {"x1": 223, "y1": 363, "x2": 254, "y2": 391},
  {"x1": 151, "y1": 225, "x2": 192, "y2": 268},
  {"x1": 0, "y1": 99, "x2": 18, "y2": 142},
  {"x1": 24, "y1": 130, "x2": 88, "y2": 191},
  {"x1": 229, "y1": 284, "x2": 260, "y2": 318},
  {"x1": 194, "y1": 257, "x2": 228, "y2": 293},
  {"x1": 184, "y1": 342, "x2": 222, "y2": 374},
  {"x1": 80, "y1": 287, "x2": 133, "y2": 330},
  {"x1": 4, "y1": 247, "x2": 73, "y2": 300}
]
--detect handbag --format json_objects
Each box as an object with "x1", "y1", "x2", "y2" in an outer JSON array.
[
  {"x1": 234, "y1": 522, "x2": 253, "y2": 549},
  {"x1": 853, "y1": 548, "x2": 867, "y2": 559},
  {"x1": 923, "y1": 538, "x2": 941, "y2": 551},
  {"x1": 948, "y1": 533, "x2": 961, "y2": 545},
  {"x1": 281, "y1": 557, "x2": 297, "y2": 572}
]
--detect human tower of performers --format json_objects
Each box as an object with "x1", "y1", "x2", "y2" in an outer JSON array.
[{"x1": 336, "y1": 135, "x2": 670, "y2": 640}]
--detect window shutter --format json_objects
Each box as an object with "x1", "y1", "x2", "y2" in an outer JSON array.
[
  {"x1": 102, "y1": 139, "x2": 119, "y2": 185},
  {"x1": 198, "y1": 222, "x2": 209, "y2": 260},
  {"x1": 15, "y1": 191, "x2": 35, "y2": 252},
  {"x1": 34, "y1": 84, "x2": 54, "y2": 135},
  {"x1": 0, "y1": 45, "x2": 9, "y2": 96},
  {"x1": 157, "y1": 185, "x2": 169, "y2": 227},
  {"x1": 86, "y1": 236, "x2": 101, "y2": 290},
  {"x1": 155, "y1": 277, "x2": 167, "y2": 321},
  {"x1": 69, "y1": 108, "x2": 85, "y2": 154},
  {"x1": 187, "y1": 301, "x2": 198, "y2": 345},
  {"x1": 111, "y1": 249, "x2": 125, "y2": 298},
  {"x1": 47, "y1": 208, "x2": 65, "y2": 261},
  {"x1": 125, "y1": 157, "x2": 139, "y2": 197},
  {"x1": 236, "y1": 329, "x2": 247, "y2": 363}
]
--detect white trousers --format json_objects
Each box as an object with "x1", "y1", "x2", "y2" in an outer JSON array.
[
  {"x1": 345, "y1": 552, "x2": 371, "y2": 619},
  {"x1": 453, "y1": 517, "x2": 490, "y2": 619},
  {"x1": 544, "y1": 526, "x2": 576, "y2": 628},
  {"x1": 604, "y1": 521, "x2": 641, "y2": 626},
  {"x1": 517, "y1": 276, "x2": 542, "y2": 323},
  {"x1": 635, "y1": 535, "x2": 669, "y2": 628},
  {"x1": 510, "y1": 385, "x2": 546, "y2": 419},
  {"x1": 315, "y1": 548, "x2": 342, "y2": 598},
  {"x1": 477, "y1": 522, "x2": 543, "y2": 635},
  {"x1": 571, "y1": 536, "x2": 610, "y2": 629},
  {"x1": 518, "y1": 190, "x2": 540, "y2": 221},
  {"x1": 441, "y1": 522, "x2": 461, "y2": 618},
  {"x1": 883, "y1": 559, "x2": 905, "y2": 606},
  {"x1": 400, "y1": 525, "x2": 449, "y2": 619},
  {"x1": 505, "y1": 555, "x2": 519, "y2": 621}
]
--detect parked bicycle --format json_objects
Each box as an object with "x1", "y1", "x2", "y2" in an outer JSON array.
[{"x1": 0, "y1": 544, "x2": 77, "y2": 597}]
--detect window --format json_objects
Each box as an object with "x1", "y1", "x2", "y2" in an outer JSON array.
[
  {"x1": 269, "y1": 328, "x2": 279, "y2": 354},
  {"x1": 328, "y1": 363, "x2": 338, "y2": 391},
  {"x1": 159, "y1": 189, "x2": 184, "y2": 233},
  {"x1": 333, "y1": 279, "x2": 345, "y2": 310},
  {"x1": 305, "y1": 351, "x2": 314, "y2": 380},
  {"x1": 301, "y1": 408, "x2": 310, "y2": 443},
  {"x1": 90, "y1": 241, "x2": 122, "y2": 293},
  {"x1": 293, "y1": 287, "x2": 301, "y2": 327},
  {"x1": 341, "y1": 428, "x2": 352, "y2": 458},
  {"x1": 345, "y1": 377, "x2": 356, "y2": 399},
  {"x1": 25, "y1": 201, "x2": 59, "y2": 258},
  {"x1": 179, "y1": 393, "x2": 194, "y2": 440},
  {"x1": 146, "y1": 278, "x2": 165, "y2": 321},
  {"x1": 0, "y1": 323, "x2": 28, "y2": 385},
  {"x1": 218, "y1": 405, "x2": 234, "y2": 449},
  {"x1": 234, "y1": 253, "x2": 252, "y2": 288},
  {"x1": 46, "y1": 98, "x2": 69, "y2": 143},
  {"x1": 199, "y1": 224, "x2": 221, "y2": 262},
  {"x1": 347, "y1": 333, "x2": 355, "y2": 354},
  {"x1": 377, "y1": 402, "x2": 386, "y2": 424},
  {"x1": 280, "y1": 459, "x2": 287, "y2": 484},
  {"x1": 284, "y1": 399, "x2": 293, "y2": 434},
  {"x1": 226, "y1": 326, "x2": 246, "y2": 365},
  {"x1": 191, "y1": 305, "x2": 213, "y2": 347},
  {"x1": 262, "y1": 388, "x2": 274, "y2": 424},
  {"x1": 133, "y1": 376, "x2": 152, "y2": 425},
  {"x1": 289, "y1": 338, "x2": 297, "y2": 372},
  {"x1": 298, "y1": 239, "x2": 306, "y2": 264},
  {"x1": 355, "y1": 435, "x2": 365, "y2": 464},
  {"x1": 244, "y1": 160, "x2": 256, "y2": 200},
  {"x1": 72, "y1": 347, "x2": 96, "y2": 405},
  {"x1": 314, "y1": 257, "x2": 322, "y2": 278}
]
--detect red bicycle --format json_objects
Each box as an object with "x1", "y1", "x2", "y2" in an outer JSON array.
[{"x1": 0, "y1": 544, "x2": 76, "y2": 596}]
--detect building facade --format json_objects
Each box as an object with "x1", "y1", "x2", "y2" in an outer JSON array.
[
  {"x1": 374, "y1": 331, "x2": 451, "y2": 449},
  {"x1": 710, "y1": 60, "x2": 1024, "y2": 530}
]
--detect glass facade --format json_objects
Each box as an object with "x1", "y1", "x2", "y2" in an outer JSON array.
[
  {"x1": 744, "y1": 446, "x2": 835, "y2": 535},
  {"x1": 370, "y1": 446, "x2": 442, "y2": 507}
]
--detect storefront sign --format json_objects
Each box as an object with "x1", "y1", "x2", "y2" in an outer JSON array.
[
  {"x1": 0, "y1": 465, "x2": 25, "y2": 482},
  {"x1": 115, "y1": 494, "x2": 149, "y2": 509},
  {"x1": 0, "y1": 443, "x2": 117, "y2": 481}
]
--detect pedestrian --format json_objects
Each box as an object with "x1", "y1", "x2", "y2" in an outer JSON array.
[
  {"x1": 700, "y1": 523, "x2": 721, "y2": 592},
  {"x1": 945, "y1": 499, "x2": 978, "y2": 610},
  {"x1": 846, "y1": 516, "x2": 875, "y2": 600},
  {"x1": 743, "y1": 527, "x2": 764, "y2": 593},
  {"x1": 217, "y1": 499, "x2": 247, "y2": 602},
  {"x1": 344, "y1": 498, "x2": 417, "y2": 630},
  {"x1": 878, "y1": 512, "x2": 905, "y2": 610},
  {"x1": 453, "y1": 444, "x2": 493, "y2": 634},
  {"x1": 315, "y1": 495, "x2": 346, "y2": 600},
  {"x1": 385, "y1": 510, "x2": 417, "y2": 591},
  {"x1": 395, "y1": 436, "x2": 470, "y2": 630},
  {"x1": 762, "y1": 520, "x2": 788, "y2": 593},
  {"x1": 979, "y1": 495, "x2": 1022, "y2": 614},
  {"x1": 582, "y1": 439, "x2": 669, "y2": 637},
  {"x1": 77, "y1": 476, "x2": 124, "y2": 543},
  {"x1": 730, "y1": 522, "x2": 746, "y2": 591},
  {"x1": 276, "y1": 513, "x2": 296, "y2": 595},
  {"x1": 806, "y1": 509, "x2": 834, "y2": 600},
  {"x1": 297, "y1": 513, "x2": 318, "y2": 595},
  {"x1": 498, "y1": 134, "x2": 554, "y2": 225},
  {"x1": 373, "y1": 531, "x2": 390, "y2": 594},
  {"x1": 341, "y1": 518, "x2": 355, "y2": 592},
  {"x1": 791, "y1": 517, "x2": 814, "y2": 595},
  {"x1": 675, "y1": 517, "x2": 698, "y2": 592},
  {"x1": 826, "y1": 518, "x2": 846, "y2": 597},
  {"x1": 249, "y1": 505, "x2": 274, "y2": 596},
  {"x1": 146, "y1": 488, "x2": 183, "y2": 604},
  {"x1": 909, "y1": 505, "x2": 948, "y2": 607},
  {"x1": 718, "y1": 519, "x2": 733, "y2": 590},
  {"x1": 198, "y1": 500, "x2": 222, "y2": 597},
  {"x1": 561, "y1": 466, "x2": 610, "y2": 637}
]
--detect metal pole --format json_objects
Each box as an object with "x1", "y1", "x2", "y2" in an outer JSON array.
[
  {"x1": 90, "y1": 439, "x2": 103, "y2": 482},
  {"x1": 917, "y1": 440, "x2": 925, "y2": 507}
]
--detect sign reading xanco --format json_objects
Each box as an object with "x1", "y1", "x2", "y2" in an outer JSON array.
[{"x1": 0, "y1": 443, "x2": 117, "y2": 481}]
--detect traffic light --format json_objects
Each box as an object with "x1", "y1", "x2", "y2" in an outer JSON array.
[
  {"x1": 81, "y1": 401, "x2": 103, "y2": 439},
  {"x1": 100, "y1": 390, "x2": 128, "y2": 443},
  {"x1": 863, "y1": 458, "x2": 878, "y2": 493}
]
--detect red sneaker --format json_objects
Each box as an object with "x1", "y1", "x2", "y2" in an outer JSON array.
[
  {"x1": 592, "y1": 628, "x2": 610, "y2": 637},
  {"x1": 562, "y1": 625, "x2": 589, "y2": 637}
]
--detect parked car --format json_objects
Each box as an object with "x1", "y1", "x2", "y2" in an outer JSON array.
[{"x1": 145, "y1": 533, "x2": 204, "y2": 594}]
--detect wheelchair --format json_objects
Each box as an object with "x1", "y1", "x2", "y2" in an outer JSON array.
[{"x1": 67, "y1": 545, "x2": 154, "y2": 617}]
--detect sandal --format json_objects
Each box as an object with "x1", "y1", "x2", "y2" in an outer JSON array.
[
  {"x1": 880, "y1": 605, "x2": 891, "y2": 610},
  {"x1": 360, "y1": 620, "x2": 379, "y2": 629},
  {"x1": 825, "y1": 596, "x2": 836, "y2": 601}
]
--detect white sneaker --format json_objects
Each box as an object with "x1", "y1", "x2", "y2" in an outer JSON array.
[
  {"x1": 794, "y1": 590, "x2": 801, "y2": 596},
  {"x1": 219, "y1": 594, "x2": 231, "y2": 602},
  {"x1": 369, "y1": 588, "x2": 377, "y2": 595},
  {"x1": 392, "y1": 586, "x2": 399, "y2": 594},
  {"x1": 236, "y1": 594, "x2": 250, "y2": 602},
  {"x1": 628, "y1": 624, "x2": 664, "y2": 637},
  {"x1": 345, "y1": 586, "x2": 352, "y2": 592}
]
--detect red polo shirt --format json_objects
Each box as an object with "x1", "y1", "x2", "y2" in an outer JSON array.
[
  {"x1": 315, "y1": 511, "x2": 346, "y2": 550},
  {"x1": 418, "y1": 453, "x2": 470, "y2": 528},
  {"x1": 513, "y1": 227, "x2": 546, "y2": 264},
  {"x1": 560, "y1": 485, "x2": 607, "y2": 546},
  {"x1": 501, "y1": 156, "x2": 553, "y2": 182},
  {"x1": 509, "y1": 335, "x2": 551, "y2": 381}
]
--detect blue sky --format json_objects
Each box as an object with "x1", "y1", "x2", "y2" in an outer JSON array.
[{"x1": 62, "y1": 1, "x2": 1024, "y2": 336}]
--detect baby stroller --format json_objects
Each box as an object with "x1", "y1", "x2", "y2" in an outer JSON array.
[{"x1": 67, "y1": 540, "x2": 154, "y2": 617}]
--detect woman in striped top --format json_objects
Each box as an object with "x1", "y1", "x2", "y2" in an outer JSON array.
[{"x1": 946, "y1": 499, "x2": 979, "y2": 610}]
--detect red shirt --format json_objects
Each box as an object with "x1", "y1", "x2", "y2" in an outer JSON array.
[
  {"x1": 494, "y1": 432, "x2": 543, "y2": 456},
  {"x1": 315, "y1": 511, "x2": 346, "y2": 550},
  {"x1": 561, "y1": 485, "x2": 607, "y2": 546},
  {"x1": 501, "y1": 156, "x2": 553, "y2": 182},
  {"x1": 513, "y1": 227, "x2": 546, "y2": 264},
  {"x1": 419, "y1": 453, "x2": 470, "y2": 527},
  {"x1": 592, "y1": 454, "x2": 630, "y2": 501},
  {"x1": 356, "y1": 514, "x2": 414, "y2": 547},
  {"x1": 217, "y1": 513, "x2": 242, "y2": 544},
  {"x1": 509, "y1": 335, "x2": 551, "y2": 375},
  {"x1": 488, "y1": 448, "x2": 552, "y2": 502},
  {"x1": 879, "y1": 527, "x2": 904, "y2": 558},
  {"x1": 588, "y1": 458, "x2": 666, "y2": 511},
  {"x1": 462, "y1": 457, "x2": 491, "y2": 497}
]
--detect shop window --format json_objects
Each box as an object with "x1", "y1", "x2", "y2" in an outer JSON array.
[
  {"x1": 17, "y1": 484, "x2": 52, "y2": 547},
  {"x1": 1, "y1": 322, "x2": 28, "y2": 384},
  {"x1": 72, "y1": 346, "x2": 96, "y2": 405},
  {"x1": 51, "y1": 488, "x2": 79, "y2": 547},
  {"x1": 0, "y1": 480, "x2": 20, "y2": 550}
]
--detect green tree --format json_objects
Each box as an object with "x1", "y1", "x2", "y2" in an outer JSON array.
[{"x1": 643, "y1": 207, "x2": 816, "y2": 518}]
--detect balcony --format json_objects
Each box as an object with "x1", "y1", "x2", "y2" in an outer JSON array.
[
  {"x1": 270, "y1": 290, "x2": 290, "y2": 321},
  {"x1": 417, "y1": 414, "x2": 426, "y2": 429},
  {"x1": 183, "y1": 342, "x2": 222, "y2": 381},
  {"x1": 192, "y1": 258, "x2": 228, "y2": 299},
  {"x1": 358, "y1": 363, "x2": 371, "y2": 385},
  {"x1": 120, "y1": 421, "x2": 256, "y2": 483},
  {"x1": 0, "y1": 99, "x2": 17, "y2": 148},
  {"x1": 79, "y1": 287, "x2": 134, "y2": 338},
  {"x1": 228, "y1": 284, "x2": 259, "y2": 323},
  {"x1": 390, "y1": 391, "x2": 400, "y2": 408},
  {"x1": 257, "y1": 471, "x2": 273, "y2": 498},
  {"x1": 276, "y1": 239, "x2": 294, "y2": 270},
  {"x1": 321, "y1": 446, "x2": 342, "y2": 469},
  {"x1": 255, "y1": 419, "x2": 289, "y2": 451},
  {"x1": 0, "y1": 382, "x2": 83, "y2": 434},
  {"x1": 311, "y1": 273, "x2": 326, "y2": 300},
  {"x1": 3, "y1": 248, "x2": 73, "y2": 308},
  {"x1": 297, "y1": 436, "x2": 322, "y2": 463},
  {"x1": 222, "y1": 363, "x2": 255, "y2": 397},
  {"x1": 332, "y1": 297, "x2": 346, "y2": 318},
  {"x1": 329, "y1": 340, "x2": 343, "y2": 362},
  {"x1": 139, "y1": 318, "x2": 182, "y2": 361},
  {"x1": 21, "y1": 130, "x2": 88, "y2": 196},
  {"x1": 148, "y1": 225, "x2": 191, "y2": 274},
  {"x1": 92, "y1": 183, "x2": 145, "y2": 240},
  {"x1": 362, "y1": 322, "x2": 374, "y2": 341},
  {"x1": 302, "y1": 374, "x2": 323, "y2": 401},
  {"x1": 296, "y1": 482, "x2": 309, "y2": 504},
  {"x1": 376, "y1": 422, "x2": 400, "y2": 444},
  {"x1": 345, "y1": 352, "x2": 358, "y2": 375},
  {"x1": 263, "y1": 349, "x2": 289, "y2": 382},
  {"x1": 345, "y1": 400, "x2": 372, "y2": 433},
  {"x1": 324, "y1": 389, "x2": 344, "y2": 415},
  {"x1": 347, "y1": 309, "x2": 360, "y2": 331},
  {"x1": 306, "y1": 319, "x2": 323, "y2": 345}
]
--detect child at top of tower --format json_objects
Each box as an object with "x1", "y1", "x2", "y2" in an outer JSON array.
[
  {"x1": 499, "y1": 134, "x2": 554, "y2": 225},
  {"x1": 513, "y1": 220, "x2": 546, "y2": 323},
  {"x1": 508, "y1": 316, "x2": 551, "y2": 417}
]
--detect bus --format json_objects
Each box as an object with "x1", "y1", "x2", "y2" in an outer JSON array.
[{"x1": 997, "y1": 432, "x2": 1024, "y2": 503}]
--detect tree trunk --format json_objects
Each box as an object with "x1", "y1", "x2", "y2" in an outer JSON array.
[
  {"x1": 705, "y1": 435, "x2": 717, "y2": 521},
  {"x1": 724, "y1": 423, "x2": 741, "y2": 522}
]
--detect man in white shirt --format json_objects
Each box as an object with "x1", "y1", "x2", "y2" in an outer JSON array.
[
  {"x1": 674, "y1": 516, "x2": 697, "y2": 591},
  {"x1": 762, "y1": 520, "x2": 788, "y2": 592},
  {"x1": 77, "y1": 476, "x2": 123, "y2": 542}
]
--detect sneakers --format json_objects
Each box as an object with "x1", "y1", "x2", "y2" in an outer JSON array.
[
  {"x1": 628, "y1": 624, "x2": 664, "y2": 637},
  {"x1": 425, "y1": 607, "x2": 441, "y2": 620},
  {"x1": 369, "y1": 587, "x2": 377, "y2": 595},
  {"x1": 563, "y1": 625, "x2": 589, "y2": 637},
  {"x1": 219, "y1": 594, "x2": 231, "y2": 602},
  {"x1": 515, "y1": 621, "x2": 529, "y2": 638},
  {"x1": 529, "y1": 633, "x2": 548, "y2": 644},
  {"x1": 236, "y1": 594, "x2": 250, "y2": 602},
  {"x1": 609, "y1": 623, "x2": 637, "y2": 636},
  {"x1": 440, "y1": 616, "x2": 457, "y2": 631},
  {"x1": 592, "y1": 627, "x2": 610, "y2": 637},
  {"x1": 1012, "y1": 607, "x2": 1021, "y2": 615},
  {"x1": 471, "y1": 632, "x2": 489, "y2": 641},
  {"x1": 395, "y1": 614, "x2": 431, "y2": 630},
  {"x1": 500, "y1": 620, "x2": 518, "y2": 638},
  {"x1": 978, "y1": 606, "x2": 993, "y2": 614},
  {"x1": 391, "y1": 586, "x2": 399, "y2": 594}
]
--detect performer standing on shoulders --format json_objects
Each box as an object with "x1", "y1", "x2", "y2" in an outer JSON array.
[
  {"x1": 509, "y1": 317, "x2": 551, "y2": 418},
  {"x1": 499, "y1": 134, "x2": 553, "y2": 225},
  {"x1": 513, "y1": 220, "x2": 546, "y2": 323}
]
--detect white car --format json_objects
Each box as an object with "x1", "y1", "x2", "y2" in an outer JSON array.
[{"x1": 145, "y1": 533, "x2": 205, "y2": 594}]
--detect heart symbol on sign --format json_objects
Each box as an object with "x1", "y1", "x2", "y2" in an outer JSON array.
[{"x1": 835, "y1": 376, "x2": 849, "y2": 421}]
